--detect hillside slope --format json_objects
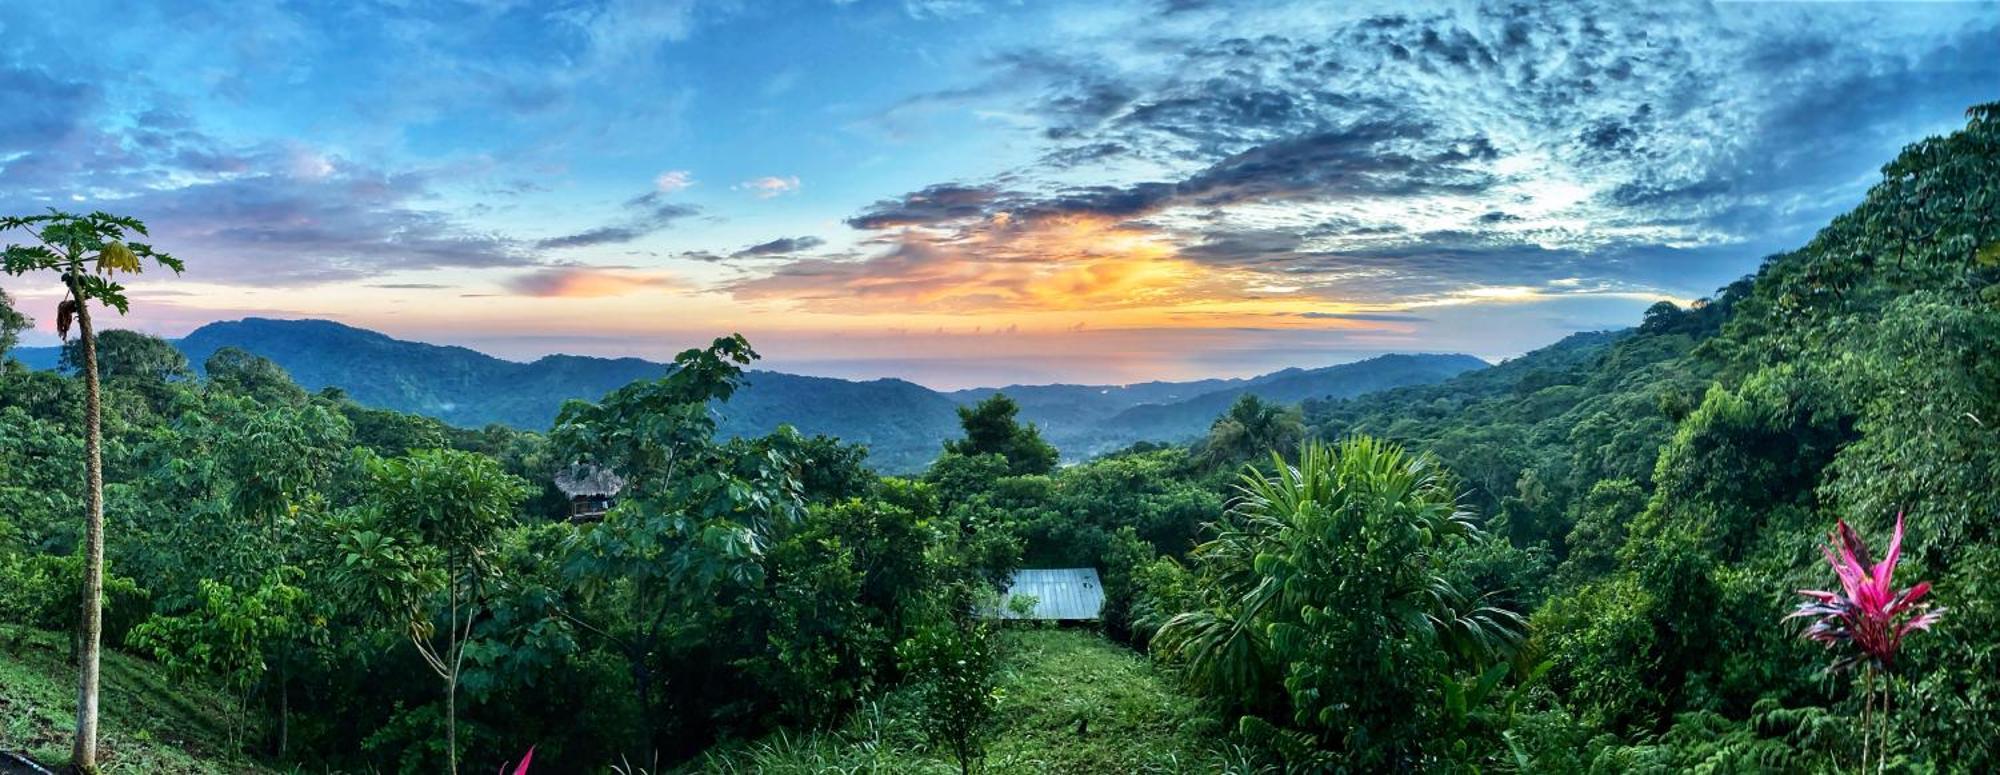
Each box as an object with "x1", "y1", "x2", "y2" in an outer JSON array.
[
  {"x1": 1293, "y1": 104, "x2": 2000, "y2": 768},
  {"x1": 1097, "y1": 353, "x2": 1489, "y2": 449},
  {"x1": 0, "y1": 625, "x2": 270, "y2": 774}
]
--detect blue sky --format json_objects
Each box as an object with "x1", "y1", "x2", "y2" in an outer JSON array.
[{"x1": 2, "y1": 0, "x2": 1995, "y2": 388}]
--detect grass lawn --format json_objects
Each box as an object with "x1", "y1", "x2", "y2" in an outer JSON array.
[
  {"x1": 0, "y1": 624, "x2": 271, "y2": 774},
  {"x1": 689, "y1": 627, "x2": 1243, "y2": 774}
]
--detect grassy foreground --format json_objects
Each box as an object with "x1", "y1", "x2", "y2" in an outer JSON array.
[
  {"x1": 0, "y1": 624, "x2": 269, "y2": 774},
  {"x1": 1, "y1": 625, "x2": 1227, "y2": 773},
  {"x1": 689, "y1": 627, "x2": 1243, "y2": 774}
]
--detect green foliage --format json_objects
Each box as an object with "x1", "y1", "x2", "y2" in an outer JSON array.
[
  {"x1": 0, "y1": 552, "x2": 149, "y2": 648},
  {"x1": 330, "y1": 447, "x2": 530, "y2": 774},
  {"x1": 0, "y1": 404, "x2": 83, "y2": 554},
  {"x1": 1153, "y1": 438, "x2": 1526, "y2": 768},
  {"x1": 128, "y1": 571, "x2": 307, "y2": 747},
  {"x1": 740, "y1": 524, "x2": 883, "y2": 727},
  {"x1": 694, "y1": 629, "x2": 1226, "y2": 774},
  {"x1": 0, "y1": 285, "x2": 28, "y2": 357},
  {"x1": 203, "y1": 346, "x2": 310, "y2": 405},
  {"x1": 4, "y1": 106, "x2": 2000, "y2": 772},
  {"x1": 944, "y1": 393, "x2": 1059, "y2": 477},
  {"x1": 61, "y1": 329, "x2": 191, "y2": 386},
  {"x1": 899, "y1": 591, "x2": 1001, "y2": 775},
  {"x1": 1, "y1": 210, "x2": 183, "y2": 313},
  {"x1": 0, "y1": 623, "x2": 272, "y2": 774},
  {"x1": 1192, "y1": 393, "x2": 1302, "y2": 470}
]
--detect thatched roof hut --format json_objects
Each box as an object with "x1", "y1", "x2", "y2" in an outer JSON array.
[
  {"x1": 555, "y1": 465, "x2": 625, "y2": 498},
  {"x1": 555, "y1": 465, "x2": 624, "y2": 523}
]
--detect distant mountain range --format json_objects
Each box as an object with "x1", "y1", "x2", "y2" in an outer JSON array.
[{"x1": 11, "y1": 318, "x2": 1488, "y2": 471}]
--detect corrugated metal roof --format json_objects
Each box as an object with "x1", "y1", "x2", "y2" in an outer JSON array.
[{"x1": 998, "y1": 568, "x2": 1105, "y2": 621}]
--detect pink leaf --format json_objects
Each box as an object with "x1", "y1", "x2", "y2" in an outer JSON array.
[{"x1": 1872, "y1": 512, "x2": 1905, "y2": 590}]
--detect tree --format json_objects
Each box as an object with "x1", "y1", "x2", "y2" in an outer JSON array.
[
  {"x1": 61, "y1": 328, "x2": 191, "y2": 384},
  {"x1": 1193, "y1": 394, "x2": 1303, "y2": 469},
  {"x1": 0, "y1": 286, "x2": 28, "y2": 359},
  {"x1": 1638, "y1": 300, "x2": 1689, "y2": 335},
  {"x1": 549, "y1": 335, "x2": 808, "y2": 754},
  {"x1": 1153, "y1": 438, "x2": 1524, "y2": 767},
  {"x1": 331, "y1": 449, "x2": 530, "y2": 775},
  {"x1": 205, "y1": 345, "x2": 310, "y2": 405},
  {"x1": 1, "y1": 210, "x2": 181, "y2": 773},
  {"x1": 128, "y1": 571, "x2": 307, "y2": 750},
  {"x1": 899, "y1": 584, "x2": 1000, "y2": 775},
  {"x1": 944, "y1": 393, "x2": 1059, "y2": 476}
]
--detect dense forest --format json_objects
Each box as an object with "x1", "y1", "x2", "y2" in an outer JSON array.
[{"x1": 1, "y1": 104, "x2": 1997, "y2": 772}]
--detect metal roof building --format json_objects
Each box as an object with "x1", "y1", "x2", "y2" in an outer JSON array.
[{"x1": 998, "y1": 568, "x2": 1105, "y2": 621}]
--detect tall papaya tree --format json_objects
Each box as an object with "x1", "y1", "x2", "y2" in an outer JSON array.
[{"x1": 1, "y1": 210, "x2": 182, "y2": 773}]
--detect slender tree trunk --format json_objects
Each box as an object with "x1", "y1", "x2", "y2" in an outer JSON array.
[
  {"x1": 445, "y1": 548, "x2": 459, "y2": 775},
  {"x1": 1860, "y1": 668, "x2": 1873, "y2": 775},
  {"x1": 279, "y1": 650, "x2": 290, "y2": 758},
  {"x1": 446, "y1": 671, "x2": 458, "y2": 775},
  {"x1": 1878, "y1": 675, "x2": 1891, "y2": 774},
  {"x1": 630, "y1": 651, "x2": 656, "y2": 760},
  {"x1": 67, "y1": 274, "x2": 105, "y2": 774}
]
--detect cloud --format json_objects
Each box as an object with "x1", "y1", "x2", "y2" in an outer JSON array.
[
  {"x1": 536, "y1": 192, "x2": 700, "y2": 249},
  {"x1": 503, "y1": 265, "x2": 687, "y2": 297},
  {"x1": 777, "y1": 0, "x2": 1998, "y2": 313},
  {"x1": 6, "y1": 0, "x2": 1995, "y2": 355},
  {"x1": 731, "y1": 235, "x2": 826, "y2": 259},
  {"x1": 0, "y1": 65, "x2": 96, "y2": 150},
  {"x1": 558, "y1": 0, "x2": 702, "y2": 71},
  {"x1": 107, "y1": 163, "x2": 540, "y2": 286},
  {"x1": 0, "y1": 62, "x2": 539, "y2": 287},
  {"x1": 903, "y1": 0, "x2": 983, "y2": 19},
  {"x1": 731, "y1": 215, "x2": 1230, "y2": 313},
  {"x1": 736, "y1": 175, "x2": 800, "y2": 198},
  {"x1": 847, "y1": 184, "x2": 1006, "y2": 229},
  {"x1": 1295, "y1": 311, "x2": 1429, "y2": 323},
  {"x1": 654, "y1": 169, "x2": 695, "y2": 192}
]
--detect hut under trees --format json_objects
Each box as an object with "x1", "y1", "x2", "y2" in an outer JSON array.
[{"x1": 554, "y1": 464, "x2": 624, "y2": 523}]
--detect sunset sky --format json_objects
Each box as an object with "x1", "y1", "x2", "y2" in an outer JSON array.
[{"x1": 2, "y1": 0, "x2": 1995, "y2": 388}]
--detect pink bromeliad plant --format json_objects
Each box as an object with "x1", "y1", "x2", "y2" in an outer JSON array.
[{"x1": 1787, "y1": 512, "x2": 1943, "y2": 772}]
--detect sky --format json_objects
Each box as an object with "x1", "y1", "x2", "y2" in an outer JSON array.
[{"x1": 1, "y1": 0, "x2": 1995, "y2": 389}]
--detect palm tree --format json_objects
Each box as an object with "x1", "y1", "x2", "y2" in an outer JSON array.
[
  {"x1": 1154, "y1": 437, "x2": 1523, "y2": 763},
  {"x1": 2, "y1": 211, "x2": 182, "y2": 773},
  {"x1": 1195, "y1": 394, "x2": 1304, "y2": 469}
]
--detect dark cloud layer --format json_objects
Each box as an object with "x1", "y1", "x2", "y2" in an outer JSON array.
[
  {"x1": 792, "y1": 0, "x2": 2000, "y2": 305},
  {"x1": 731, "y1": 235, "x2": 826, "y2": 258},
  {"x1": 847, "y1": 184, "x2": 1007, "y2": 229},
  {"x1": 536, "y1": 192, "x2": 700, "y2": 249},
  {"x1": 0, "y1": 61, "x2": 542, "y2": 286},
  {"x1": 110, "y1": 164, "x2": 537, "y2": 286}
]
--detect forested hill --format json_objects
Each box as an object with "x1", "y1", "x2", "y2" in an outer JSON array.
[
  {"x1": 1277, "y1": 104, "x2": 2000, "y2": 767},
  {"x1": 10, "y1": 317, "x2": 1485, "y2": 470}
]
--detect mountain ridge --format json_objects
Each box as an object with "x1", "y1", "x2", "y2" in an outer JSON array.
[{"x1": 9, "y1": 317, "x2": 1492, "y2": 470}]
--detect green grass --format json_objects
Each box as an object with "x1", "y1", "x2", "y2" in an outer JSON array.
[
  {"x1": 688, "y1": 628, "x2": 1250, "y2": 774},
  {"x1": 0, "y1": 624, "x2": 271, "y2": 774},
  {"x1": 1, "y1": 625, "x2": 1236, "y2": 773}
]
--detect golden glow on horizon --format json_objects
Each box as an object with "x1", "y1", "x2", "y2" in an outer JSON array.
[{"x1": 12, "y1": 210, "x2": 1677, "y2": 365}]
